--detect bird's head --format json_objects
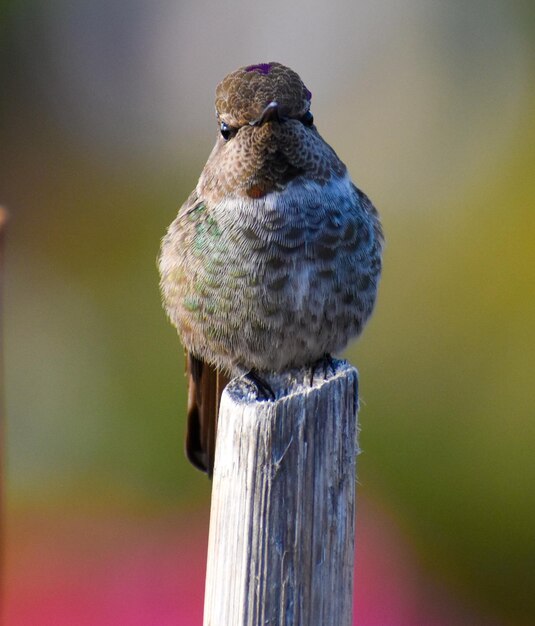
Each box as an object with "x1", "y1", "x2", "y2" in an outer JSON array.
[{"x1": 198, "y1": 62, "x2": 346, "y2": 201}]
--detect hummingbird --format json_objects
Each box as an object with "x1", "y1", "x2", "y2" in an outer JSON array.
[{"x1": 159, "y1": 62, "x2": 383, "y2": 476}]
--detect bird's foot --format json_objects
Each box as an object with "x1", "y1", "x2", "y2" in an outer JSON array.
[
  {"x1": 245, "y1": 369, "x2": 276, "y2": 401},
  {"x1": 309, "y1": 353, "x2": 336, "y2": 386}
]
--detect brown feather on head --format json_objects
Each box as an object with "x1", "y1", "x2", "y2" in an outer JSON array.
[
  {"x1": 198, "y1": 62, "x2": 345, "y2": 202},
  {"x1": 215, "y1": 62, "x2": 312, "y2": 127}
]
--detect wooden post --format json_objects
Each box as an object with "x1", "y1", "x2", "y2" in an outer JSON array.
[{"x1": 203, "y1": 359, "x2": 359, "y2": 626}]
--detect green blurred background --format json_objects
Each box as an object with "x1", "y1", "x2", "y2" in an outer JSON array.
[{"x1": 2, "y1": 0, "x2": 534, "y2": 624}]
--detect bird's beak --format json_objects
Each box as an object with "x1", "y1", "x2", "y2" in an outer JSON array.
[{"x1": 251, "y1": 101, "x2": 280, "y2": 126}]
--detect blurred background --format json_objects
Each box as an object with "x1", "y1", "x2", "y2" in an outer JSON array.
[{"x1": 2, "y1": 0, "x2": 534, "y2": 624}]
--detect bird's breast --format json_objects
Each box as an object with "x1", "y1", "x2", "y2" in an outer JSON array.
[{"x1": 161, "y1": 172, "x2": 381, "y2": 372}]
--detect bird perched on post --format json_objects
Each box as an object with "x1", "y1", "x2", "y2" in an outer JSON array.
[{"x1": 159, "y1": 62, "x2": 383, "y2": 476}]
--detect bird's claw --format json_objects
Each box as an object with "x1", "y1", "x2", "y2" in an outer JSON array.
[
  {"x1": 245, "y1": 370, "x2": 276, "y2": 401},
  {"x1": 309, "y1": 354, "x2": 336, "y2": 386}
]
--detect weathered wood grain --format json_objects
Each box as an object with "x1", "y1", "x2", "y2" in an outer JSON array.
[{"x1": 204, "y1": 359, "x2": 359, "y2": 626}]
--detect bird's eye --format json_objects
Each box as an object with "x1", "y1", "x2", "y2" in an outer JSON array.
[
  {"x1": 220, "y1": 122, "x2": 235, "y2": 140},
  {"x1": 301, "y1": 111, "x2": 314, "y2": 127}
]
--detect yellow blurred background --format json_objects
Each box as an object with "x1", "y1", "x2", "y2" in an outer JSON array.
[{"x1": 2, "y1": 1, "x2": 534, "y2": 624}]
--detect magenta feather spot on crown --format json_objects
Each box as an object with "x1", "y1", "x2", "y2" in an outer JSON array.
[{"x1": 245, "y1": 63, "x2": 272, "y2": 75}]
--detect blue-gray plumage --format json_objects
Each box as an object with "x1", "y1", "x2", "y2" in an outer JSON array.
[{"x1": 159, "y1": 62, "x2": 383, "y2": 475}]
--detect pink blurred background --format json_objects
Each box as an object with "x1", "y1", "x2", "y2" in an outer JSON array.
[{"x1": 6, "y1": 499, "x2": 500, "y2": 625}]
